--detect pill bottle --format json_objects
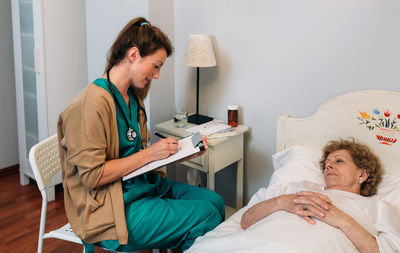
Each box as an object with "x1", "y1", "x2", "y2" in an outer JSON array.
[{"x1": 227, "y1": 105, "x2": 238, "y2": 127}]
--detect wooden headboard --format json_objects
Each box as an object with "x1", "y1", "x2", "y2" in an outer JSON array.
[{"x1": 276, "y1": 90, "x2": 400, "y2": 176}]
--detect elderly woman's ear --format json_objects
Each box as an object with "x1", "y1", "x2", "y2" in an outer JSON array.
[{"x1": 359, "y1": 169, "x2": 369, "y2": 184}]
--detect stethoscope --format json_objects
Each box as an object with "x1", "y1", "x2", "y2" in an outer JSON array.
[{"x1": 106, "y1": 71, "x2": 147, "y2": 143}]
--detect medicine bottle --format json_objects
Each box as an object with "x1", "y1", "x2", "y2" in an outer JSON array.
[{"x1": 227, "y1": 105, "x2": 238, "y2": 127}]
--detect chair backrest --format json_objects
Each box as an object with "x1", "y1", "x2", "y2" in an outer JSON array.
[{"x1": 29, "y1": 134, "x2": 61, "y2": 191}]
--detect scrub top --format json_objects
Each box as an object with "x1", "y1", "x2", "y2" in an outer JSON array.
[{"x1": 91, "y1": 79, "x2": 173, "y2": 251}]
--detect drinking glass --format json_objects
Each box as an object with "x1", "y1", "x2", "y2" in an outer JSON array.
[{"x1": 174, "y1": 108, "x2": 188, "y2": 128}]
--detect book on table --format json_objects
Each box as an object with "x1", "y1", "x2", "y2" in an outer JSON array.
[{"x1": 123, "y1": 132, "x2": 204, "y2": 181}]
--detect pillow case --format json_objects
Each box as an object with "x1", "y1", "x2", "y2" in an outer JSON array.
[
  {"x1": 374, "y1": 174, "x2": 400, "y2": 209},
  {"x1": 270, "y1": 145, "x2": 400, "y2": 210},
  {"x1": 269, "y1": 145, "x2": 323, "y2": 187}
]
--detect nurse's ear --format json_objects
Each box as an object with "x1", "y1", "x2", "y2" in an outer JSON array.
[{"x1": 127, "y1": 47, "x2": 140, "y2": 63}]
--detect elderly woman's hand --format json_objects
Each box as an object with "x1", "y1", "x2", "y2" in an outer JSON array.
[
  {"x1": 295, "y1": 191, "x2": 379, "y2": 253},
  {"x1": 241, "y1": 192, "x2": 331, "y2": 230},
  {"x1": 292, "y1": 191, "x2": 332, "y2": 224},
  {"x1": 296, "y1": 194, "x2": 350, "y2": 229}
]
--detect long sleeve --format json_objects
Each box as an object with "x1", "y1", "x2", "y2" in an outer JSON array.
[
  {"x1": 374, "y1": 202, "x2": 400, "y2": 252},
  {"x1": 58, "y1": 84, "x2": 128, "y2": 244}
]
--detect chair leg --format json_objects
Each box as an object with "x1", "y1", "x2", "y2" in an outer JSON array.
[
  {"x1": 47, "y1": 186, "x2": 56, "y2": 202},
  {"x1": 37, "y1": 234, "x2": 44, "y2": 253},
  {"x1": 37, "y1": 191, "x2": 48, "y2": 253}
]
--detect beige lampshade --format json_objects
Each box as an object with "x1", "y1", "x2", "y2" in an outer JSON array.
[{"x1": 184, "y1": 34, "x2": 217, "y2": 67}]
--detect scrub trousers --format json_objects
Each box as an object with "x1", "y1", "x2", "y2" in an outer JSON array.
[{"x1": 99, "y1": 174, "x2": 225, "y2": 252}]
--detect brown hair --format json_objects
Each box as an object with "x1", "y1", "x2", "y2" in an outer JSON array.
[
  {"x1": 320, "y1": 138, "x2": 383, "y2": 196},
  {"x1": 104, "y1": 17, "x2": 174, "y2": 99}
]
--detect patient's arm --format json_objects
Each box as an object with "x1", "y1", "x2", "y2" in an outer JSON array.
[
  {"x1": 240, "y1": 193, "x2": 330, "y2": 229},
  {"x1": 296, "y1": 191, "x2": 379, "y2": 253},
  {"x1": 336, "y1": 211, "x2": 379, "y2": 253},
  {"x1": 242, "y1": 190, "x2": 379, "y2": 252},
  {"x1": 240, "y1": 196, "x2": 281, "y2": 230}
]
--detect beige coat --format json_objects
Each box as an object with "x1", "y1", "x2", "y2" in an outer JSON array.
[{"x1": 57, "y1": 83, "x2": 149, "y2": 244}]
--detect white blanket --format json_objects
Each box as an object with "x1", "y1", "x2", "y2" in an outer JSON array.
[{"x1": 186, "y1": 181, "x2": 400, "y2": 253}]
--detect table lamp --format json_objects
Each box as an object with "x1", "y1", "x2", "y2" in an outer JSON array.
[{"x1": 184, "y1": 33, "x2": 217, "y2": 124}]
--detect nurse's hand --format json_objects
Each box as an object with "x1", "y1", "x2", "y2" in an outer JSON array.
[
  {"x1": 178, "y1": 135, "x2": 208, "y2": 162},
  {"x1": 197, "y1": 135, "x2": 208, "y2": 156},
  {"x1": 147, "y1": 137, "x2": 179, "y2": 161}
]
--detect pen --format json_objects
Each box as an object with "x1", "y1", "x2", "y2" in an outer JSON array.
[{"x1": 154, "y1": 131, "x2": 167, "y2": 139}]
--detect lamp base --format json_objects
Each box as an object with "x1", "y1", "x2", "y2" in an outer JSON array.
[{"x1": 188, "y1": 114, "x2": 213, "y2": 125}]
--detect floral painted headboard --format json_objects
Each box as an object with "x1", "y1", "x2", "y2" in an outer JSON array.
[
  {"x1": 276, "y1": 90, "x2": 400, "y2": 176},
  {"x1": 358, "y1": 109, "x2": 400, "y2": 146}
]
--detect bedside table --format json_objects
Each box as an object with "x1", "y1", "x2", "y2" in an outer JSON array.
[{"x1": 155, "y1": 120, "x2": 248, "y2": 209}]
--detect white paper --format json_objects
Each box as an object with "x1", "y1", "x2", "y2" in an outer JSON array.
[
  {"x1": 185, "y1": 121, "x2": 232, "y2": 136},
  {"x1": 123, "y1": 135, "x2": 201, "y2": 180}
]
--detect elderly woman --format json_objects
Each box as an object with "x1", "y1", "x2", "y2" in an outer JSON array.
[{"x1": 240, "y1": 139, "x2": 383, "y2": 253}]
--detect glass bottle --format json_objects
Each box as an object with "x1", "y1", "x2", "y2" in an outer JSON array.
[{"x1": 228, "y1": 105, "x2": 238, "y2": 127}]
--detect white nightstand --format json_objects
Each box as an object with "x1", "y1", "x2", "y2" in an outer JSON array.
[{"x1": 155, "y1": 120, "x2": 248, "y2": 210}]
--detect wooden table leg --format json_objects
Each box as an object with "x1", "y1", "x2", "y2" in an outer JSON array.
[{"x1": 236, "y1": 159, "x2": 244, "y2": 209}]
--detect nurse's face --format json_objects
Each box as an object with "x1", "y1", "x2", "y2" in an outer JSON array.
[{"x1": 130, "y1": 48, "x2": 167, "y2": 89}]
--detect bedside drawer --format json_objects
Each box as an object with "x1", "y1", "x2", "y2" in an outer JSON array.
[
  {"x1": 181, "y1": 150, "x2": 208, "y2": 173},
  {"x1": 189, "y1": 154, "x2": 204, "y2": 166}
]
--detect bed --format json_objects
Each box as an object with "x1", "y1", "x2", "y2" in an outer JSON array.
[{"x1": 186, "y1": 90, "x2": 400, "y2": 253}]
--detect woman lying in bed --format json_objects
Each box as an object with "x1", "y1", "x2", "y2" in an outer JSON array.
[
  {"x1": 241, "y1": 139, "x2": 382, "y2": 253},
  {"x1": 187, "y1": 139, "x2": 400, "y2": 253}
]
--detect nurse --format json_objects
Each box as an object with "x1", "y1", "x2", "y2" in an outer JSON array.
[{"x1": 57, "y1": 17, "x2": 224, "y2": 252}]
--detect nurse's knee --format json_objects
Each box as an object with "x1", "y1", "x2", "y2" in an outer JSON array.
[
  {"x1": 207, "y1": 192, "x2": 225, "y2": 218},
  {"x1": 215, "y1": 194, "x2": 224, "y2": 210},
  {"x1": 199, "y1": 201, "x2": 223, "y2": 225}
]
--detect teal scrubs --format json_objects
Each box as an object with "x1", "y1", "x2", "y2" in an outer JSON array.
[{"x1": 88, "y1": 79, "x2": 224, "y2": 252}]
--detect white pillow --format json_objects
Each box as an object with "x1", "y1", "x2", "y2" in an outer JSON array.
[
  {"x1": 270, "y1": 145, "x2": 400, "y2": 210},
  {"x1": 270, "y1": 145, "x2": 323, "y2": 187},
  {"x1": 374, "y1": 174, "x2": 400, "y2": 209}
]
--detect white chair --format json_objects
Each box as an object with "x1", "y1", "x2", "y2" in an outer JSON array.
[
  {"x1": 29, "y1": 134, "x2": 84, "y2": 253},
  {"x1": 29, "y1": 134, "x2": 161, "y2": 253}
]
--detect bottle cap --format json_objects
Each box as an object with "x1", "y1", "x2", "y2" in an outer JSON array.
[{"x1": 227, "y1": 105, "x2": 238, "y2": 110}]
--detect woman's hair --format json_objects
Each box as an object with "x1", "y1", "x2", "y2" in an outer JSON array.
[
  {"x1": 320, "y1": 138, "x2": 383, "y2": 196},
  {"x1": 105, "y1": 17, "x2": 174, "y2": 99}
]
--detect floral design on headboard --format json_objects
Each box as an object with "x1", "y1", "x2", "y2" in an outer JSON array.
[{"x1": 357, "y1": 109, "x2": 400, "y2": 146}]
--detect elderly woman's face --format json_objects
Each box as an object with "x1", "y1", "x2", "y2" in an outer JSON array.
[{"x1": 323, "y1": 149, "x2": 365, "y2": 194}]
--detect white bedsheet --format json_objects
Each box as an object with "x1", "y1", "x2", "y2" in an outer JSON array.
[{"x1": 186, "y1": 181, "x2": 400, "y2": 253}]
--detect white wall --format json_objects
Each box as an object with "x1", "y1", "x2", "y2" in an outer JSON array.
[
  {"x1": 43, "y1": 0, "x2": 87, "y2": 135},
  {"x1": 5, "y1": 0, "x2": 400, "y2": 203},
  {"x1": 85, "y1": 0, "x2": 176, "y2": 140},
  {"x1": 175, "y1": 0, "x2": 400, "y2": 202},
  {"x1": 0, "y1": 0, "x2": 19, "y2": 168},
  {"x1": 85, "y1": 0, "x2": 149, "y2": 83},
  {"x1": 148, "y1": 0, "x2": 175, "y2": 138}
]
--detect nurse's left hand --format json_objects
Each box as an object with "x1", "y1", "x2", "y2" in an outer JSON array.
[
  {"x1": 198, "y1": 134, "x2": 208, "y2": 154},
  {"x1": 179, "y1": 135, "x2": 208, "y2": 162}
]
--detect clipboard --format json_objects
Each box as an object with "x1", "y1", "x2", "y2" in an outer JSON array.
[{"x1": 123, "y1": 132, "x2": 204, "y2": 180}]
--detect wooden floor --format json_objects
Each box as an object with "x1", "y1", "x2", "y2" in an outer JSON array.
[{"x1": 0, "y1": 172, "x2": 108, "y2": 253}]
